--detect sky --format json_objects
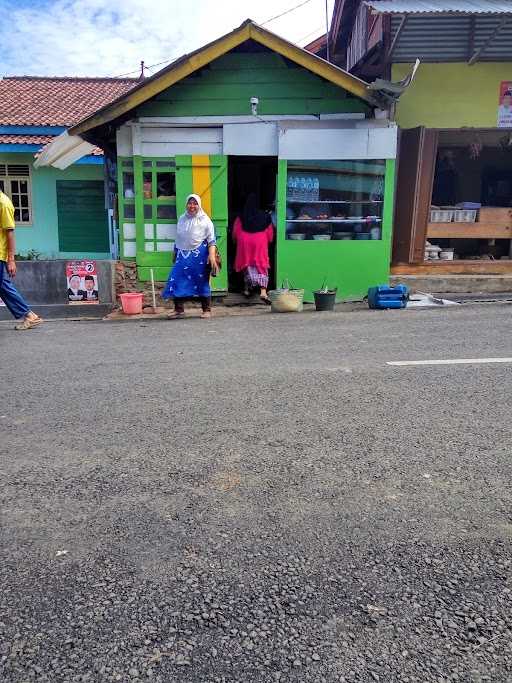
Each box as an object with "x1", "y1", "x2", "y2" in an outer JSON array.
[{"x1": 0, "y1": 0, "x2": 334, "y2": 78}]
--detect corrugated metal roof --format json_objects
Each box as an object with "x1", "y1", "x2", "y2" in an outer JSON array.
[
  {"x1": 365, "y1": 1, "x2": 512, "y2": 14},
  {"x1": 390, "y1": 14, "x2": 512, "y2": 61}
]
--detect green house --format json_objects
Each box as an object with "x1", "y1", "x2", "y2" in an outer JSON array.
[{"x1": 37, "y1": 20, "x2": 398, "y2": 301}]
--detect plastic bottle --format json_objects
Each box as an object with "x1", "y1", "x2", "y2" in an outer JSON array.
[
  {"x1": 305, "y1": 177, "x2": 313, "y2": 201},
  {"x1": 313, "y1": 177, "x2": 320, "y2": 201},
  {"x1": 287, "y1": 176, "x2": 295, "y2": 200},
  {"x1": 291, "y1": 176, "x2": 298, "y2": 200},
  {"x1": 299, "y1": 177, "x2": 306, "y2": 201}
]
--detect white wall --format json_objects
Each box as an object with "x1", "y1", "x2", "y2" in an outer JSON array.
[
  {"x1": 116, "y1": 119, "x2": 397, "y2": 160},
  {"x1": 278, "y1": 122, "x2": 397, "y2": 160}
]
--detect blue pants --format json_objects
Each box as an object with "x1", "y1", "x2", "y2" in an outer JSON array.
[{"x1": 0, "y1": 260, "x2": 30, "y2": 319}]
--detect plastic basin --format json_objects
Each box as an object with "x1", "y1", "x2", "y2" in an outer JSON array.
[{"x1": 120, "y1": 292, "x2": 144, "y2": 315}]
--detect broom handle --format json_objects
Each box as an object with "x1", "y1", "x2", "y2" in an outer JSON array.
[{"x1": 150, "y1": 268, "x2": 156, "y2": 309}]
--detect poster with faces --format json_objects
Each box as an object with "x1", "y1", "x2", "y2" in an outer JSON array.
[
  {"x1": 66, "y1": 260, "x2": 99, "y2": 304},
  {"x1": 498, "y1": 81, "x2": 512, "y2": 128}
]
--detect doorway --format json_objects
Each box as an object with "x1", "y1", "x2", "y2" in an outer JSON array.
[{"x1": 227, "y1": 156, "x2": 278, "y2": 293}]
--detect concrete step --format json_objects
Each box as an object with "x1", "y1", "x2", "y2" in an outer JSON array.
[
  {"x1": 390, "y1": 274, "x2": 512, "y2": 294},
  {"x1": 220, "y1": 292, "x2": 270, "y2": 307},
  {"x1": 0, "y1": 303, "x2": 114, "y2": 321}
]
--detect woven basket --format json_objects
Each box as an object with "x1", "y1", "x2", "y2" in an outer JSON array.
[{"x1": 269, "y1": 284, "x2": 304, "y2": 313}]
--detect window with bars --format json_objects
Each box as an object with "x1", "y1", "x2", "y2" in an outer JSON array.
[{"x1": 0, "y1": 164, "x2": 33, "y2": 224}]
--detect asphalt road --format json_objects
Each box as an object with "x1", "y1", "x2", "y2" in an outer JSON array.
[{"x1": 2, "y1": 304, "x2": 512, "y2": 683}]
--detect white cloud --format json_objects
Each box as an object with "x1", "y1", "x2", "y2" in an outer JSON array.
[{"x1": 0, "y1": 0, "x2": 333, "y2": 77}]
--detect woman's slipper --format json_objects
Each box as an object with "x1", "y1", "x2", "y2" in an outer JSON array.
[
  {"x1": 167, "y1": 311, "x2": 185, "y2": 320},
  {"x1": 260, "y1": 296, "x2": 272, "y2": 306}
]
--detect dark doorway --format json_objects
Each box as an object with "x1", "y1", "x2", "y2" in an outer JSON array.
[{"x1": 227, "y1": 156, "x2": 278, "y2": 292}]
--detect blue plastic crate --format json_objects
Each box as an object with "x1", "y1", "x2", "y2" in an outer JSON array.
[{"x1": 367, "y1": 284, "x2": 409, "y2": 310}]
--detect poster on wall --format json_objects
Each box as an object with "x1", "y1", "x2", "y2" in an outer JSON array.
[
  {"x1": 498, "y1": 82, "x2": 512, "y2": 128},
  {"x1": 66, "y1": 260, "x2": 99, "y2": 304}
]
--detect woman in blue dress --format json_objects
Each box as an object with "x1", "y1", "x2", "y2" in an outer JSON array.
[{"x1": 163, "y1": 194, "x2": 218, "y2": 319}]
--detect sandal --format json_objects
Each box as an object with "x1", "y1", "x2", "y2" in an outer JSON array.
[
  {"x1": 15, "y1": 315, "x2": 43, "y2": 330},
  {"x1": 167, "y1": 311, "x2": 185, "y2": 320},
  {"x1": 200, "y1": 311, "x2": 212, "y2": 319},
  {"x1": 260, "y1": 296, "x2": 271, "y2": 306}
]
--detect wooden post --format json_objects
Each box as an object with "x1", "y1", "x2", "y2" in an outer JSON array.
[{"x1": 325, "y1": 0, "x2": 330, "y2": 63}]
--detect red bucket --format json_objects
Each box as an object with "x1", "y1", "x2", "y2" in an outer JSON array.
[{"x1": 120, "y1": 292, "x2": 144, "y2": 315}]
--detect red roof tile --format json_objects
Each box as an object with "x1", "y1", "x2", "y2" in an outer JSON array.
[
  {"x1": 0, "y1": 76, "x2": 138, "y2": 126},
  {"x1": 0, "y1": 133, "x2": 54, "y2": 145}
]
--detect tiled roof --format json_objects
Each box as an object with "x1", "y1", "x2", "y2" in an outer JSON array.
[
  {"x1": 0, "y1": 76, "x2": 138, "y2": 126},
  {"x1": 0, "y1": 133, "x2": 54, "y2": 145}
]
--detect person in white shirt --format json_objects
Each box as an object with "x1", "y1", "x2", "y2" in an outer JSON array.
[
  {"x1": 67, "y1": 274, "x2": 85, "y2": 301},
  {"x1": 162, "y1": 194, "x2": 219, "y2": 319}
]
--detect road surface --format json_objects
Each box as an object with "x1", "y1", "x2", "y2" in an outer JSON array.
[{"x1": 2, "y1": 304, "x2": 512, "y2": 682}]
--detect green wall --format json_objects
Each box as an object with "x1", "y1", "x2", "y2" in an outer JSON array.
[
  {"x1": 137, "y1": 52, "x2": 369, "y2": 118},
  {"x1": 393, "y1": 62, "x2": 508, "y2": 129},
  {"x1": 0, "y1": 153, "x2": 110, "y2": 259}
]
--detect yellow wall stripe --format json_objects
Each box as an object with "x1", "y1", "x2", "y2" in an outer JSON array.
[{"x1": 192, "y1": 155, "x2": 212, "y2": 217}]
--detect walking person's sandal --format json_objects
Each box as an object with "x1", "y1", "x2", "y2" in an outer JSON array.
[{"x1": 15, "y1": 315, "x2": 43, "y2": 330}]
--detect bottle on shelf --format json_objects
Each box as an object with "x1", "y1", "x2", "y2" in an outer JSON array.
[
  {"x1": 287, "y1": 176, "x2": 295, "y2": 200},
  {"x1": 305, "y1": 177, "x2": 313, "y2": 201},
  {"x1": 299, "y1": 177, "x2": 306, "y2": 201},
  {"x1": 292, "y1": 176, "x2": 299, "y2": 200},
  {"x1": 313, "y1": 177, "x2": 320, "y2": 201}
]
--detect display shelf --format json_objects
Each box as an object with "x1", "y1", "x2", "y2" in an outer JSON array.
[
  {"x1": 391, "y1": 260, "x2": 512, "y2": 275},
  {"x1": 288, "y1": 165, "x2": 383, "y2": 177},
  {"x1": 288, "y1": 218, "x2": 382, "y2": 224},
  {"x1": 427, "y1": 221, "x2": 512, "y2": 239},
  {"x1": 285, "y1": 159, "x2": 386, "y2": 245},
  {"x1": 287, "y1": 199, "x2": 383, "y2": 204}
]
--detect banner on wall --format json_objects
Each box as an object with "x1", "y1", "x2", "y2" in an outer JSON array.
[
  {"x1": 66, "y1": 260, "x2": 99, "y2": 304},
  {"x1": 498, "y1": 82, "x2": 512, "y2": 128}
]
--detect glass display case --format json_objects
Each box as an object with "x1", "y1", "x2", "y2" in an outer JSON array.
[{"x1": 285, "y1": 159, "x2": 385, "y2": 241}]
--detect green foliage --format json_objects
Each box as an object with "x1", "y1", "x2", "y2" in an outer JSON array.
[{"x1": 15, "y1": 249, "x2": 42, "y2": 261}]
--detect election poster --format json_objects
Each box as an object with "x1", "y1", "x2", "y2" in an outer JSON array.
[
  {"x1": 66, "y1": 260, "x2": 99, "y2": 304},
  {"x1": 497, "y1": 81, "x2": 512, "y2": 128}
]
